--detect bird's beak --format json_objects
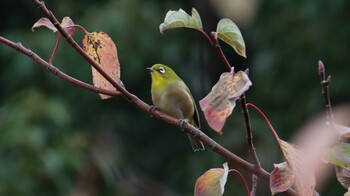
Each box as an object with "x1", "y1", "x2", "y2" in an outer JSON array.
[{"x1": 147, "y1": 67, "x2": 155, "y2": 72}]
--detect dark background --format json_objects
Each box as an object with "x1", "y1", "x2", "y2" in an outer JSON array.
[{"x1": 1, "y1": 0, "x2": 349, "y2": 195}]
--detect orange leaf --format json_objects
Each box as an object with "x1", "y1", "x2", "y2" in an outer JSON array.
[
  {"x1": 82, "y1": 32, "x2": 120, "y2": 99},
  {"x1": 199, "y1": 70, "x2": 251, "y2": 133},
  {"x1": 278, "y1": 139, "x2": 316, "y2": 196},
  {"x1": 194, "y1": 162, "x2": 229, "y2": 196}
]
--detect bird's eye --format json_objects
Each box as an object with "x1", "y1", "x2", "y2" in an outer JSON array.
[{"x1": 158, "y1": 67, "x2": 165, "y2": 73}]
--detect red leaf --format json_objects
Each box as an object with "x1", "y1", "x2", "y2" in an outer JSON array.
[
  {"x1": 199, "y1": 70, "x2": 251, "y2": 133},
  {"x1": 82, "y1": 32, "x2": 120, "y2": 99},
  {"x1": 194, "y1": 162, "x2": 229, "y2": 196},
  {"x1": 270, "y1": 162, "x2": 295, "y2": 194},
  {"x1": 60, "y1": 17, "x2": 75, "y2": 36},
  {"x1": 32, "y1": 16, "x2": 75, "y2": 36},
  {"x1": 32, "y1": 18, "x2": 57, "y2": 32}
]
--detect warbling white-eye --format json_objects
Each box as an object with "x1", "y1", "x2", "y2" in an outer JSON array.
[{"x1": 147, "y1": 64, "x2": 205, "y2": 151}]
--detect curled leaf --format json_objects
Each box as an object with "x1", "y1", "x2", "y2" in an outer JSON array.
[
  {"x1": 32, "y1": 16, "x2": 75, "y2": 36},
  {"x1": 32, "y1": 18, "x2": 57, "y2": 32},
  {"x1": 159, "y1": 8, "x2": 202, "y2": 33},
  {"x1": 270, "y1": 162, "x2": 295, "y2": 195},
  {"x1": 194, "y1": 162, "x2": 229, "y2": 196},
  {"x1": 199, "y1": 70, "x2": 252, "y2": 133},
  {"x1": 215, "y1": 18, "x2": 246, "y2": 58},
  {"x1": 82, "y1": 32, "x2": 120, "y2": 99}
]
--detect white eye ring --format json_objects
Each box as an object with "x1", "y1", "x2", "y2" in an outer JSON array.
[{"x1": 159, "y1": 67, "x2": 165, "y2": 73}]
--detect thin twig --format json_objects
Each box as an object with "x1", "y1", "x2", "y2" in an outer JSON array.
[
  {"x1": 240, "y1": 94, "x2": 261, "y2": 196},
  {"x1": 197, "y1": 29, "x2": 232, "y2": 71},
  {"x1": 210, "y1": 32, "x2": 232, "y2": 71},
  {"x1": 318, "y1": 60, "x2": 334, "y2": 123}
]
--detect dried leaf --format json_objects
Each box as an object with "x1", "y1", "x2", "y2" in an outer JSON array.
[
  {"x1": 32, "y1": 17, "x2": 75, "y2": 36},
  {"x1": 82, "y1": 32, "x2": 120, "y2": 99},
  {"x1": 278, "y1": 139, "x2": 316, "y2": 196},
  {"x1": 199, "y1": 70, "x2": 251, "y2": 133},
  {"x1": 270, "y1": 162, "x2": 295, "y2": 195},
  {"x1": 194, "y1": 162, "x2": 229, "y2": 196},
  {"x1": 159, "y1": 8, "x2": 202, "y2": 33},
  {"x1": 215, "y1": 18, "x2": 246, "y2": 58}
]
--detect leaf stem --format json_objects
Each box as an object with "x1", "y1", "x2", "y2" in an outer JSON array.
[
  {"x1": 49, "y1": 32, "x2": 60, "y2": 64},
  {"x1": 246, "y1": 103, "x2": 280, "y2": 141},
  {"x1": 229, "y1": 169, "x2": 251, "y2": 196}
]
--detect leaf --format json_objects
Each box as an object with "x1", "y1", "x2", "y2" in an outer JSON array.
[
  {"x1": 326, "y1": 143, "x2": 350, "y2": 168},
  {"x1": 215, "y1": 18, "x2": 246, "y2": 58},
  {"x1": 32, "y1": 18, "x2": 57, "y2": 32},
  {"x1": 60, "y1": 17, "x2": 75, "y2": 36},
  {"x1": 32, "y1": 17, "x2": 75, "y2": 36},
  {"x1": 345, "y1": 187, "x2": 350, "y2": 196},
  {"x1": 270, "y1": 162, "x2": 295, "y2": 195},
  {"x1": 82, "y1": 32, "x2": 120, "y2": 99},
  {"x1": 159, "y1": 8, "x2": 202, "y2": 34},
  {"x1": 278, "y1": 139, "x2": 316, "y2": 196},
  {"x1": 194, "y1": 162, "x2": 229, "y2": 196},
  {"x1": 334, "y1": 124, "x2": 350, "y2": 138},
  {"x1": 199, "y1": 70, "x2": 251, "y2": 133},
  {"x1": 335, "y1": 166, "x2": 350, "y2": 189}
]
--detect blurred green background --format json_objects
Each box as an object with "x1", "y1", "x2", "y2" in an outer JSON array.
[{"x1": 1, "y1": 0, "x2": 349, "y2": 195}]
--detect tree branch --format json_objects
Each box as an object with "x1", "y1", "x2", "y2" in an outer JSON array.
[
  {"x1": 0, "y1": 36, "x2": 118, "y2": 97},
  {"x1": 0, "y1": 1, "x2": 298, "y2": 195},
  {"x1": 28, "y1": 0, "x2": 263, "y2": 178},
  {"x1": 318, "y1": 60, "x2": 334, "y2": 123},
  {"x1": 240, "y1": 94, "x2": 261, "y2": 196}
]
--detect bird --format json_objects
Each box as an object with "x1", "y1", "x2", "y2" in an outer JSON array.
[{"x1": 147, "y1": 64, "x2": 205, "y2": 151}]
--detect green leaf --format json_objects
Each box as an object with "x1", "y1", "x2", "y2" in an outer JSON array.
[
  {"x1": 194, "y1": 162, "x2": 229, "y2": 196},
  {"x1": 159, "y1": 8, "x2": 202, "y2": 34},
  {"x1": 326, "y1": 143, "x2": 350, "y2": 168},
  {"x1": 215, "y1": 18, "x2": 246, "y2": 58}
]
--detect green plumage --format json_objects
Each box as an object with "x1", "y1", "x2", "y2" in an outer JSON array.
[{"x1": 148, "y1": 64, "x2": 205, "y2": 151}]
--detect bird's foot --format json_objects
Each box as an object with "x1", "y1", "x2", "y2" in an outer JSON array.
[
  {"x1": 179, "y1": 119, "x2": 189, "y2": 131},
  {"x1": 148, "y1": 105, "x2": 159, "y2": 117}
]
